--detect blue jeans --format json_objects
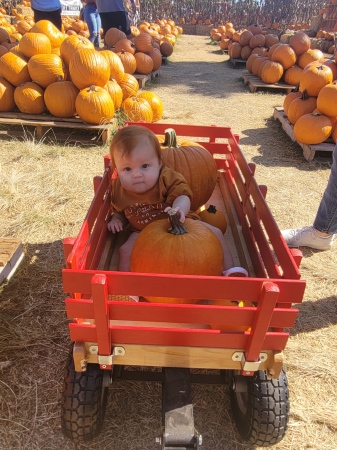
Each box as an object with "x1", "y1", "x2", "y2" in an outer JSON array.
[
  {"x1": 314, "y1": 142, "x2": 337, "y2": 234},
  {"x1": 83, "y1": 3, "x2": 101, "y2": 47}
]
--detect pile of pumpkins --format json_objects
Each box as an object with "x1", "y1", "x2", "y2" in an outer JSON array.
[
  {"x1": 245, "y1": 31, "x2": 337, "y2": 87},
  {"x1": 315, "y1": 29, "x2": 336, "y2": 54},
  {"x1": 0, "y1": 20, "x2": 166, "y2": 124},
  {"x1": 278, "y1": 33, "x2": 337, "y2": 145},
  {"x1": 210, "y1": 23, "x2": 280, "y2": 61}
]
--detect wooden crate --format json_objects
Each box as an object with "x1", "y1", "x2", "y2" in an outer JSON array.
[
  {"x1": 273, "y1": 107, "x2": 335, "y2": 161},
  {"x1": 0, "y1": 238, "x2": 24, "y2": 285},
  {"x1": 134, "y1": 69, "x2": 160, "y2": 88},
  {"x1": 229, "y1": 57, "x2": 246, "y2": 67},
  {"x1": 0, "y1": 112, "x2": 117, "y2": 145},
  {"x1": 242, "y1": 70, "x2": 295, "y2": 94}
]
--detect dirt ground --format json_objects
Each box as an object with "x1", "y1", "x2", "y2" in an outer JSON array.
[{"x1": 1, "y1": 34, "x2": 337, "y2": 450}]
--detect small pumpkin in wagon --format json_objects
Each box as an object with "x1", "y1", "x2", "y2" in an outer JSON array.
[
  {"x1": 130, "y1": 210, "x2": 224, "y2": 303},
  {"x1": 158, "y1": 128, "x2": 218, "y2": 212}
]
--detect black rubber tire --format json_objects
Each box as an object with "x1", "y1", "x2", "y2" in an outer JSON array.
[
  {"x1": 60, "y1": 349, "x2": 109, "y2": 442},
  {"x1": 229, "y1": 368, "x2": 289, "y2": 447}
]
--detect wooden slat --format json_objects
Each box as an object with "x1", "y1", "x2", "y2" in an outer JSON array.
[
  {"x1": 62, "y1": 270, "x2": 306, "y2": 303},
  {"x1": 273, "y1": 107, "x2": 335, "y2": 161},
  {"x1": 69, "y1": 323, "x2": 289, "y2": 350},
  {"x1": 242, "y1": 71, "x2": 295, "y2": 93},
  {"x1": 0, "y1": 238, "x2": 24, "y2": 284}
]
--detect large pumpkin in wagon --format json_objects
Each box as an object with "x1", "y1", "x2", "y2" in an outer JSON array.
[
  {"x1": 158, "y1": 128, "x2": 218, "y2": 212},
  {"x1": 130, "y1": 210, "x2": 224, "y2": 303}
]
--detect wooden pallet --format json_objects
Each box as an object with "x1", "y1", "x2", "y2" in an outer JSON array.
[
  {"x1": 134, "y1": 69, "x2": 160, "y2": 88},
  {"x1": 229, "y1": 57, "x2": 246, "y2": 67},
  {"x1": 162, "y1": 56, "x2": 168, "y2": 65},
  {"x1": 242, "y1": 70, "x2": 295, "y2": 94},
  {"x1": 0, "y1": 238, "x2": 24, "y2": 284},
  {"x1": 0, "y1": 112, "x2": 117, "y2": 144},
  {"x1": 273, "y1": 107, "x2": 335, "y2": 161}
]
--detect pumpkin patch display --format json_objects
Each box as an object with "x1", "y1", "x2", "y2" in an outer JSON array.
[
  {"x1": 130, "y1": 210, "x2": 224, "y2": 303},
  {"x1": 159, "y1": 128, "x2": 218, "y2": 211}
]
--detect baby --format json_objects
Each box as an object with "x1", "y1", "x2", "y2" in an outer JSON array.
[{"x1": 107, "y1": 125, "x2": 248, "y2": 277}]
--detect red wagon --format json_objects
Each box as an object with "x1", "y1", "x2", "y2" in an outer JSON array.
[{"x1": 60, "y1": 122, "x2": 306, "y2": 448}]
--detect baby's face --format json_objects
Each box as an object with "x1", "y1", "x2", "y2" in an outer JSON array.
[{"x1": 114, "y1": 136, "x2": 161, "y2": 194}]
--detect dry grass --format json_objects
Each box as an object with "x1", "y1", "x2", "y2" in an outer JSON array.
[{"x1": 1, "y1": 34, "x2": 337, "y2": 450}]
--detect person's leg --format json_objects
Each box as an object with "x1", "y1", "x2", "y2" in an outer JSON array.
[
  {"x1": 282, "y1": 142, "x2": 337, "y2": 249},
  {"x1": 83, "y1": 4, "x2": 95, "y2": 43},
  {"x1": 313, "y1": 142, "x2": 337, "y2": 235},
  {"x1": 32, "y1": 8, "x2": 62, "y2": 31},
  {"x1": 94, "y1": 11, "x2": 102, "y2": 47},
  {"x1": 118, "y1": 231, "x2": 139, "y2": 272},
  {"x1": 201, "y1": 222, "x2": 248, "y2": 276}
]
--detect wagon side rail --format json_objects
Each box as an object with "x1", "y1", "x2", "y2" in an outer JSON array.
[
  {"x1": 63, "y1": 160, "x2": 113, "y2": 274},
  {"x1": 63, "y1": 270, "x2": 306, "y2": 376},
  {"x1": 207, "y1": 136, "x2": 303, "y2": 283}
]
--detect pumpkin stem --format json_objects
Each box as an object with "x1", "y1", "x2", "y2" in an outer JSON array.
[
  {"x1": 206, "y1": 205, "x2": 217, "y2": 214},
  {"x1": 167, "y1": 209, "x2": 188, "y2": 235},
  {"x1": 163, "y1": 128, "x2": 179, "y2": 148}
]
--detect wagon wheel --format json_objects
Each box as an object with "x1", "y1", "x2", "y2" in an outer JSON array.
[
  {"x1": 60, "y1": 346, "x2": 110, "y2": 442},
  {"x1": 229, "y1": 368, "x2": 289, "y2": 447}
]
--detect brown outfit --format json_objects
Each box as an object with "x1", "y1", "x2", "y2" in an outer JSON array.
[{"x1": 111, "y1": 165, "x2": 199, "y2": 231}]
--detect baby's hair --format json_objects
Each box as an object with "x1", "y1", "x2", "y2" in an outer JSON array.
[{"x1": 110, "y1": 126, "x2": 162, "y2": 165}]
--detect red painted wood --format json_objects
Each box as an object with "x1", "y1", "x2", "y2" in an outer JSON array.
[
  {"x1": 245, "y1": 283, "x2": 280, "y2": 361},
  {"x1": 68, "y1": 323, "x2": 289, "y2": 350},
  {"x1": 62, "y1": 270, "x2": 306, "y2": 304},
  {"x1": 65, "y1": 298, "x2": 298, "y2": 328},
  {"x1": 91, "y1": 274, "x2": 111, "y2": 355}
]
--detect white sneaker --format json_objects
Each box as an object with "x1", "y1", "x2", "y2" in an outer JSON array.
[{"x1": 281, "y1": 226, "x2": 335, "y2": 250}]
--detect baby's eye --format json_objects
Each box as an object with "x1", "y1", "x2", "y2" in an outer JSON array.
[
  {"x1": 124, "y1": 167, "x2": 131, "y2": 172},
  {"x1": 141, "y1": 164, "x2": 149, "y2": 169}
]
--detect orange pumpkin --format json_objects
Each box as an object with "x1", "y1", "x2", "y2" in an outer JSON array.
[
  {"x1": 69, "y1": 48, "x2": 110, "y2": 90},
  {"x1": 287, "y1": 90, "x2": 317, "y2": 124},
  {"x1": 44, "y1": 79, "x2": 79, "y2": 117},
  {"x1": 130, "y1": 213, "x2": 224, "y2": 303},
  {"x1": 14, "y1": 81, "x2": 45, "y2": 114},
  {"x1": 104, "y1": 79, "x2": 123, "y2": 109},
  {"x1": 198, "y1": 205, "x2": 227, "y2": 234},
  {"x1": 28, "y1": 53, "x2": 67, "y2": 88},
  {"x1": 100, "y1": 49, "x2": 125, "y2": 83},
  {"x1": 60, "y1": 35, "x2": 94, "y2": 66},
  {"x1": 317, "y1": 82, "x2": 337, "y2": 117},
  {"x1": 121, "y1": 96, "x2": 153, "y2": 122},
  {"x1": 0, "y1": 76, "x2": 15, "y2": 111},
  {"x1": 0, "y1": 52, "x2": 31, "y2": 86},
  {"x1": 137, "y1": 91, "x2": 163, "y2": 122},
  {"x1": 75, "y1": 84, "x2": 115, "y2": 125},
  {"x1": 159, "y1": 128, "x2": 218, "y2": 211},
  {"x1": 294, "y1": 113, "x2": 332, "y2": 144},
  {"x1": 299, "y1": 63, "x2": 333, "y2": 97},
  {"x1": 119, "y1": 72, "x2": 139, "y2": 101}
]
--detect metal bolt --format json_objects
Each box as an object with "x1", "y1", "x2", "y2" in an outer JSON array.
[
  {"x1": 198, "y1": 434, "x2": 203, "y2": 446},
  {"x1": 155, "y1": 436, "x2": 162, "y2": 445}
]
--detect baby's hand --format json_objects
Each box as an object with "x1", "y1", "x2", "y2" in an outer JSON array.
[
  {"x1": 107, "y1": 217, "x2": 124, "y2": 233},
  {"x1": 164, "y1": 206, "x2": 186, "y2": 223}
]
